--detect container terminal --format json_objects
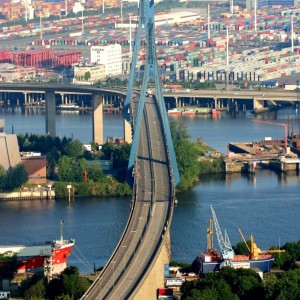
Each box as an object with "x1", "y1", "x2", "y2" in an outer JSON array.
[{"x1": 2, "y1": 5, "x2": 300, "y2": 86}]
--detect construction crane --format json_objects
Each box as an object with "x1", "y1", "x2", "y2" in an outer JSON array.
[
  {"x1": 207, "y1": 219, "x2": 213, "y2": 252},
  {"x1": 253, "y1": 119, "x2": 289, "y2": 150},
  {"x1": 210, "y1": 206, "x2": 234, "y2": 261},
  {"x1": 238, "y1": 228, "x2": 285, "y2": 259}
]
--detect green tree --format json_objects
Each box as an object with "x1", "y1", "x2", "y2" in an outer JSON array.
[
  {"x1": 64, "y1": 139, "x2": 84, "y2": 158},
  {"x1": 46, "y1": 266, "x2": 89, "y2": 300},
  {"x1": 12, "y1": 163, "x2": 28, "y2": 187},
  {"x1": 86, "y1": 162, "x2": 103, "y2": 182},
  {"x1": 0, "y1": 251, "x2": 18, "y2": 278},
  {"x1": 4, "y1": 164, "x2": 28, "y2": 189},
  {"x1": 101, "y1": 142, "x2": 115, "y2": 160},
  {"x1": 57, "y1": 156, "x2": 87, "y2": 182},
  {"x1": 24, "y1": 279, "x2": 46, "y2": 300},
  {"x1": 170, "y1": 120, "x2": 199, "y2": 190},
  {"x1": 84, "y1": 71, "x2": 91, "y2": 81},
  {"x1": 270, "y1": 269, "x2": 300, "y2": 300},
  {"x1": 233, "y1": 240, "x2": 251, "y2": 255},
  {"x1": 0, "y1": 164, "x2": 6, "y2": 189}
]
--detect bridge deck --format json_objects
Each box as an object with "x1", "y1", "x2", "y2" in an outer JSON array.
[{"x1": 82, "y1": 93, "x2": 174, "y2": 299}]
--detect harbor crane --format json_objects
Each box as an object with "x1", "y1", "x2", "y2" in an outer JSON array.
[
  {"x1": 238, "y1": 228, "x2": 285, "y2": 259},
  {"x1": 253, "y1": 119, "x2": 289, "y2": 150},
  {"x1": 210, "y1": 206, "x2": 234, "y2": 262}
]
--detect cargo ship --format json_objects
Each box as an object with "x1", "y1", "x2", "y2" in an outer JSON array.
[
  {"x1": 192, "y1": 207, "x2": 283, "y2": 276},
  {"x1": 0, "y1": 221, "x2": 74, "y2": 276}
]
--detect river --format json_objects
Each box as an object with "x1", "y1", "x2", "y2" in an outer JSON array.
[{"x1": 0, "y1": 105, "x2": 299, "y2": 274}]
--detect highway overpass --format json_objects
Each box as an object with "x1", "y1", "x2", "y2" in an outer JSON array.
[{"x1": 0, "y1": 82, "x2": 299, "y2": 142}]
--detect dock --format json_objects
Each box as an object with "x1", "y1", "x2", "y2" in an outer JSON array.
[
  {"x1": 226, "y1": 139, "x2": 300, "y2": 173},
  {"x1": 0, "y1": 190, "x2": 55, "y2": 201}
]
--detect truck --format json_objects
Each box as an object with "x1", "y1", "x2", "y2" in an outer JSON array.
[{"x1": 261, "y1": 80, "x2": 278, "y2": 88}]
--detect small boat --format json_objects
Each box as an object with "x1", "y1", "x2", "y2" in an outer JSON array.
[
  {"x1": 57, "y1": 103, "x2": 80, "y2": 111},
  {"x1": 168, "y1": 108, "x2": 182, "y2": 116},
  {"x1": 182, "y1": 108, "x2": 196, "y2": 116},
  {"x1": 0, "y1": 221, "x2": 74, "y2": 275}
]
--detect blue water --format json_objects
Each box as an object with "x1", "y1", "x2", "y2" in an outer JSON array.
[{"x1": 0, "y1": 106, "x2": 299, "y2": 274}]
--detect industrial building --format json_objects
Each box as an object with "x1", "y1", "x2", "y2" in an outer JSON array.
[
  {"x1": 0, "y1": 120, "x2": 46, "y2": 184},
  {"x1": 0, "y1": 121, "x2": 21, "y2": 171},
  {"x1": 73, "y1": 63, "x2": 106, "y2": 83},
  {"x1": 90, "y1": 44, "x2": 122, "y2": 76}
]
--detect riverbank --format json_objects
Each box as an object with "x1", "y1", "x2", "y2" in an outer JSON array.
[{"x1": 0, "y1": 190, "x2": 55, "y2": 201}]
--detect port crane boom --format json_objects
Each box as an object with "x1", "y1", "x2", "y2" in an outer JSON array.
[
  {"x1": 210, "y1": 205, "x2": 234, "y2": 260},
  {"x1": 239, "y1": 228, "x2": 285, "y2": 259},
  {"x1": 253, "y1": 119, "x2": 288, "y2": 150}
]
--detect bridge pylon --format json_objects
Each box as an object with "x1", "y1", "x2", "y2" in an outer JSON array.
[{"x1": 123, "y1": 0, "x2": 180, "y2": 186}]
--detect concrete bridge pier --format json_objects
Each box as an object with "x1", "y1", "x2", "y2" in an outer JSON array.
[
  {"x1": 45, "y1": 91, "x2": 56, "y2": 137},
  {"x1": 130, "y1": 231, "x2": 171, "y2": 300},
  {"x1": 124, "y1": 119, "x2": 132, "y2": 144},
  {"x1": 59, "y1": 93, "x2": 64, "y2": 105},
  {"x1": 253, "y1": 97, "x2": 264, "y2": 111},
  {"x1": 92, "y1": 94, "x2": 104, "y2": 145},
  {"x1": 23, "y1": 92, "x2": 28, "y2": 105}
]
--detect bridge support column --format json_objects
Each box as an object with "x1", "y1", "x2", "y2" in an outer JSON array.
[
  {"x1": 92, "y1": 94, "x2": 104, "y2": 145},
  {"x1": 253, "y1": 97, "x2": 264, "y2": 111},
  {"x1": 124, "y1": 119, "x2": 132, "y2": 144},
  {"x1": 131, "y1": 231, "x2": 171, "y2": 300},
  {"x1": 23, "y1": 92, "x2": 27, "y2": 105},
  {"x1": 60, "y1": 93, "x2": 64, "y2": 104},
  {"x1": 45, "y1": 91, "x2": 56, "y2": 137},
  {"x1": 214, "y1": 97, "x2": 218, "y2": 109}
]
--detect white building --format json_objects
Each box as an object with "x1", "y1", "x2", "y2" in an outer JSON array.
[
  {"x1": 73, "y1": 64, "x2": 106, "y2": 83},
  {"x1": 90, "y1": 45, "x2": 122, "y2": 77}
]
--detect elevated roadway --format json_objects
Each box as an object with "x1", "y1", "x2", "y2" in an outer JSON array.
[{"x1": 81, "y1": 92, "x2": 175, "y2": 299}]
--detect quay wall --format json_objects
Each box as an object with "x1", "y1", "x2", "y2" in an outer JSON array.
[
  {"x1": 225, "y1": 161, "x2": 244, "y2": 173},
  {"x1": 0, "y1": 190, "x2": 55, "y2": 201}
]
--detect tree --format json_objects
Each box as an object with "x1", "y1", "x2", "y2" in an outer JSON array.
[
  {"x1": 270, "y1": 269, "x2": 300, "y2": 300},
  {"x1": 84, "y1": 71, "x2": 91, "y2": 81},
  {"x1": 12, "y1": 163, "x2": 28, "y2": 187},
  {"x1": 57, "y1": 156, "x2": 87, "y2": 182},
  {"x1": 86, "y1": 162, "x2": 103, "y2": 182},
  {"x1": 0, "y1": 164, "x2": 6, "y2": 189},
  {"x1": 233, "y1": 240, "x2": 251, "y2": 255},
  {"x1": 24, "y1": 279, "x2": 46, "y2": 300},
  {"x1": 101, "y1": 142, "x2": 115, "y2": 160},
  {"x1": 2, "y1": 164, "x2": 28, "y2": 190},
  {"x1": 170, "y1": 120, "x2": 199, "y2": 190},
  {"x1": 64, "y1": 139, "x2": 84, "y2": 158},
  {"x1": 0, "y1": 251, "x2": 18, "y2": 278},
  {"x1": 46, "y1": 266, "x2": 89, "y2": 300}
]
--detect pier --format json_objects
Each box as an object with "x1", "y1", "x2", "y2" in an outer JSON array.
[{"x1": 226, "y1": 139, "x2": 300, "y2": 173}]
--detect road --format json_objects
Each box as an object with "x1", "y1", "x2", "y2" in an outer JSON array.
[{"x1": 81, "y1": 93, "x2": 174, "y2": 299}]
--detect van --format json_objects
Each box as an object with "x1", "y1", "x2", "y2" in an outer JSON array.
[{"x1": 0, "y1": 291, "x2": 10, "y2": 299}]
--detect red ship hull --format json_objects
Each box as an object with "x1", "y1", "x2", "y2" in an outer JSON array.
[{"x1": 0, "y1": 240, "x2": 74, "y2": 275}]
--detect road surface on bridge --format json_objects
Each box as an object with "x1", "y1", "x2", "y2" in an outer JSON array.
[{"x1": 81, "y1": 93, "x2": 174, "y2": 299}]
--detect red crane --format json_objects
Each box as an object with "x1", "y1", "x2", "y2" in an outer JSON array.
[{"x1": 253, "y1": 119, "x2": 289, "y2": 150}]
